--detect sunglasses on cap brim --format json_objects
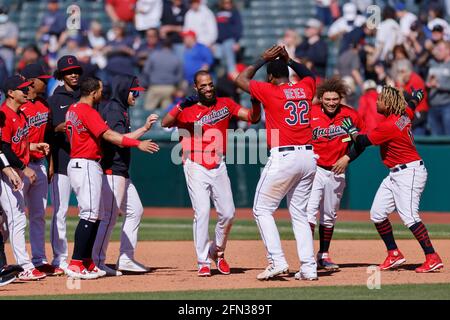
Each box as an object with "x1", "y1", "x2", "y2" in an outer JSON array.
[{"x1": 130, "y1": 90, "x2": 140, "y2": 98}]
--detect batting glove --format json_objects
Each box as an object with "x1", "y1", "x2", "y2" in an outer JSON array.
[
  {"x1": 411, "y1": 87, "x2": 424, "y2": 105},
  {"x1": 179, "y1": 95, "x2": 199, "y2": 109},
  {"x1": 341, "y1": 117, "x2": 358, "y2": 135}
]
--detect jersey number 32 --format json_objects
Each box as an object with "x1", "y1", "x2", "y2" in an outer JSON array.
[{"x1": 284, "y1": 101, "x2": 309, "y2": 126}]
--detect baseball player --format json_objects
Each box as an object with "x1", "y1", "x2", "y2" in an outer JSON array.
[
  {"x1": 235, "y1": 45, "x2": 318, "y2": 281},
  {"x1": 19, "y1": 63, "x2": 64, "y2": 276},
  {"x1": 307, "y1": 77, "x2": 366, "y2": 271},
  {"x1": 341, "y1": 86, "x2": 444, "y2": 273},
  {"x1": 47, "y1": 55, "x2": 82, "y2": 271},
  {"x1": 161, "y1": 70, "x2": 261, "y2": 277},
  {"x1": 0, "y1": 75, "x2": 49, "y2": 280},
  {"x1": 92, "y1": 75, "x2": 158, "y2": 276},
  {"x1": 65, "y1": 77, "x2": 159, "y2": 279}
]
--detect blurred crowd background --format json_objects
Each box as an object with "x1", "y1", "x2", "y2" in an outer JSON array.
[{"x1": 0, "y1": 0, "x2": 449, "y2": 136}]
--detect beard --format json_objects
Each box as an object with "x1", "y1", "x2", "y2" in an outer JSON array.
[{"x1": 198, "y1": 90, "x2": 217, "y2": 107}]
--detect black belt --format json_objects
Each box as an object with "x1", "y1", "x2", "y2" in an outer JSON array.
[
  {"x1": 390, "y1": 160, "x2": 423, "y2": 173},
  {"x1": 278, "y1": 145, "x2": 313, "y2": 152},
  {"x1": 318, "y1": 165, "x2": 333, "y2": 171}
]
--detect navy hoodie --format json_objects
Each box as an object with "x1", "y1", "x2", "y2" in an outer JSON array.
[
  {"x1": 47, "y1": 84, "x2": 80, "y2": 175},
  {"x1": 100, "y1": 75, "x2": 136, "y2": 178}
]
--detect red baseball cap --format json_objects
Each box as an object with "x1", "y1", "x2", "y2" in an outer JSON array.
[
  {"x1": 4, "y1": 75, "x2": 33, "y2": 93},
  {"x1": 180, "y1": 30, "x2": 197, "y2": 38},
  {"x1": 130, "y1": 77, "x2": 145, "y2": 91}
]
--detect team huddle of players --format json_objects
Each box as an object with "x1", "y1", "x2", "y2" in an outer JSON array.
[{"x1": 0, "y1": 44, "x2": 444, "y2": 286}]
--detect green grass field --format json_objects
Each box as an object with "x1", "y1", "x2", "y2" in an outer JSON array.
[
  {"x1": 4, "y1": 283, "x2": 450, "y2": 300},
  {"x1": 41, "y1": 217, "x2": 450, "y2": 242}
]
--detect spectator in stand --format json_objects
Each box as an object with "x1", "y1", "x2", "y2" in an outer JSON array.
[
  {"x1": 16, "y1": 45, "x2": 48, "y2": 74},
  {"x1": 391, "y1": 59, "x2": 429, "y2": 135},
  {"x1": 135, "y1": 0, "x2": 163, "y2": 35},
  {"x1": 87, "y1": 21, "x2": 107, "y2": 70},
  {"x1": 426, "y1": 41, "x2": 450, "y2": 135},
  {"x1": 36, "y1": 0, "x2": 65, "y2": 42},
  {"x1": 0, "y1": 6, "x2": 18, "y2": 76},
  {"x1": 426, "y1": 3, "x2": 450, "y2": 40},
  {"x1": 0, "y1": 56, "x2": 7, "y2": 99},
  {"x1": 57, "y1": 34, "x2": 80, "y2": 60},
  {"x1": 337, "y1": 41, "x2": 364, "y2": 89},
  {"x1": 181, "y1": 30, "x2": 213, "y2": 86},
  {"x1": 350, "y1": 0, "x2": 372, "y2": 13},
  {"x1": 106, "y1": 0, "x2": 137, "y2": 24},
  {"x1": 295, "y1": 18, "x2": 328, "y2": 80},
  {"x1": 395, "y1": 2, "x2": 417, "y2": 38},
  {"x1": 103, "y1": 22, "x2": 137, "y2": 81},
  {"x1": 278, "y1": 29, "x2": 301, "y2": 82},
  {"x1": 357, "y1": 79, "x2": 384, "y2": 132},
  {"x1": 183, "y1": 0, "x2": 218, "y2": 47},
  {"x1": 370, "y1": 6, "x2": 402, "y2": 65},
  {"x1": 215, "y1": 0, "x2": 243, "y2": 77},
  {"x1": 141, "y1": 38, "x2": 182, "y2": 111},
  {"x1": 160, "y1": 0, "x2": 188, "y2": 62},
  {"x1": 328, "y1": 2, "x2": 366, "y2": 41},
  {"x1": 136, "y1": 28, "x2": 161, "y2": 69},
  {"x1": 315, "y1": 0, "x2": 333, "y2": 26}
]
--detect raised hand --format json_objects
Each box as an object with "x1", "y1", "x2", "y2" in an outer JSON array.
[
  {"x1": 144, "y1": 114, "x2": 159, "y2": 131},
  {"x1": 410, "y1": 87, "x2": 424, "y2": 104},
  {"x1": 341, "y1": 117, "x2": 358, "y2": 135},
  {"x1": 179, "y1": 96, "x2": 199, "y2": 109},
  {"x1": 261, "y1": 45, "x2": 282, "y2": 62},
  {"x1": 278, "y1": 46, "x2": 290, "y2": 63}
]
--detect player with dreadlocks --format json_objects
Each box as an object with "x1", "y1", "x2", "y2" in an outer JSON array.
[{"x1": 341, "y1": 85, "x2": 444, "y2": 273}]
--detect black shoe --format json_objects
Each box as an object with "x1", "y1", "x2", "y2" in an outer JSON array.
[{"x1": 0, "y1": 265, "x2": 24, "y2": 287}]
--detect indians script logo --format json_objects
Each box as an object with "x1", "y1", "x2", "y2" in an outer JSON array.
[
  {"x1": 27, "y1": 112, "x2": 48, "y2": 128},
  {"x1": 12, "y1": 125, "x2": 30, "y2": 144},
  {"x1": 312, "y1": 125, "x2": 347, "y2": 140},
  {"x1": 195, "y1": 107, "x2": 230, "y2": 125}
]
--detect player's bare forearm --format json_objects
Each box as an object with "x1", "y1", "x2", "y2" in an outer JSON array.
[
  {"x1": 237, "y1": 98, "x2": 261, "y2": 123},
  {"x1": 124, "y1": 127, "x2": 148, "y2": 140},
  {"x1": 161, "y1": 112, "x2": 178, "y2": 128},
  {"x1": 235, "y1": 65, "x2": 258, "y2": 93}
]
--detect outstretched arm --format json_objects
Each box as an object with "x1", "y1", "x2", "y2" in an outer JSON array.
[
  {"x1": 161, "y1": 96, "x2": 199, "y2": 128},
  {"x1": 278, "y1": 46, "x2": 315, "y2": 80},
  {"x1": 235, "y1": 45, "x2": 282, "y2": 93},
  {"x1": 102, "y1": 129, "x2": 160, "y2": 154},
  {"x1": 237, "y1": 98, "x2": 262, "y2": 123}
]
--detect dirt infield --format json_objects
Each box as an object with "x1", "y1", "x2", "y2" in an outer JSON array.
[
  {"x1": 59, "y1": 207, "x2": 450, "y2": 223},
  {"x1": 1, "y1": 239, "x2": 449, "y2": 297}
]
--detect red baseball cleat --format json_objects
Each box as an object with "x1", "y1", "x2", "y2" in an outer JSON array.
[
  {"x1": 216, "y1": 257, "x2": 230, "y2": 275},
  {"x1": 36, "y1": 263, "x2": 64, "y2": 276},
  {"x1": 198, "y1": 265, "x2": 211, "y2": 277},
  {"x1": 415, "y1": 253, "x2": 444, "y2": 273},
  {"x1": 379, "y1": 249, "x2": 406, "y2": 270}
]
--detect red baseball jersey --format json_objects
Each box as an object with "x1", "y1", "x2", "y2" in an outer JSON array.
[
  {"x1": 367, "y1": 108, "x2": 421, "y2": 168},
  {"x1": 249, "y1": 77, "x2": 316, "y2": 148},
  {"x1": 169, "y1": 97, "x2": 241, "y2": 169},
  {"x1": 65, "y1": 103, "x2": 109, "y2": 160},
  {"x1": 311, "y1": 104, "x2": 365, "y2": 167},
  {"x1": 0, "y1": 102, "x2": 30, "y2": 166},
  {"x1": 20, "y1": 97, "x2": 50, "y2": 160}
]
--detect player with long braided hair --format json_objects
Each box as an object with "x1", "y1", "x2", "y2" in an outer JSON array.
[{"x1": 341, "y1": 85, "x2": 444, "y2": 273}]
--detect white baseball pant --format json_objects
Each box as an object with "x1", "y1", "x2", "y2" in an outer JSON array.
[
  {"x1": 370, "y1": 160, "x2": 427, "y2": 228},
  {"x1": 0, "y1": 172, "x2": 34, "y2": 270},
  {"x1": 23, "y1": 159, "x2": 49, "y2": 266},
  {"x1": 183, "y1": 158, "x2": 235, "y2": 266},
  {"x1": 67, "y1": 159, "x2": 104, "y2": 222},
  {"x1": 253, "y1": 146, "x2": 317, "y2": 277},
  {"x1": 50, "y1": 173, "x2": 71, "y2": 268},
  {"x1": 307, "y1": 166, "x2": 346, "y2": 228},
  {"x1": 92, "y1": 174, "x2": 144, "y2": 266}
]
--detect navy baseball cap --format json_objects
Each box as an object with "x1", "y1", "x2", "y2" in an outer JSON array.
[
  {"x1": 57, "y1": 55, "x2": 83, "y2": 73},
  {"x1": 130, "y1": 77, "x2": 145, "y2": 91},
  {"x1": 21, "y1": 63, "x2": 52, "y2": 80},
  {"x1": 4, "y1": 75, "x2": 33, "y2": 93}
]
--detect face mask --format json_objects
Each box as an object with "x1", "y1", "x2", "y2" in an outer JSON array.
[{"x1": 0, "y1": 14, "x2": 8, "y2": 24}]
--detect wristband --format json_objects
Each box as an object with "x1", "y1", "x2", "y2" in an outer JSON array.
[
  {"x1": 0, "y1": 153, "x2": 10, "y2": 167},
  {"x1": 253, "y1": 58, "x2": 266, "y2": 70},
  {"x1": 121, "y1": 136, "x2": 140, "y2": 148}
]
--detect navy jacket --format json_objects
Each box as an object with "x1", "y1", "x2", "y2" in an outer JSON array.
[
  {"x1": 100, "y1": 75, "x2": 136, "y2": 178},
  {"x1": 47, "y1": 85, "x2": 80, "y2": 175}
]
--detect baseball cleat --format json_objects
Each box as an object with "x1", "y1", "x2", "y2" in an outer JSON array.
[
  {"x1": 415, "y1": 253, "x2": 444, "y2": 273},
  {"x1": 379, "y1": 249, "x2": 406, "y2": 270},
  {"x1": 65, "y1": 260, "x2": 99, "y2": 280},
  {"x1": 117, "y1": 259, "x2": 150, "y2": 273},
  {"x1": 36, "y1": 263, "x2": 65, "y2": 276},
  {"x1": 99, "y1": 264, "x2": 123, "y2": 277},
  {"x1": 317, "y1": 252, "x2": 339, "y2": 271},
  {"x1": 0, "y1": 265, "x2": 23, "y2": 287},
  {"x1": 18, "y1": 268, "x2": 47, "y2": 281},
  {"x1": 256, "y1": 264, "x2": 289, "y2": 281},
  {"x1": 294, "y1": 271, "x2": 319, "y2": 281},
  {"x1": 83, "y1": 259, "x2": 106, "y2": 278},
  {"x1": 216, "y1": 257, "x2": 231, "y2": 275},
  {"x1": 198, "y1": 265, "x2": 211, "y2": 277}
]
